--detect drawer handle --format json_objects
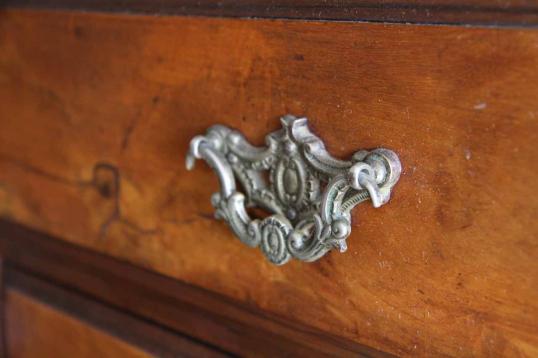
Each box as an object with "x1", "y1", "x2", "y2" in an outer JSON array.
[{"x1": 186, "y1": 115, "x2": 401, "y2": 265}]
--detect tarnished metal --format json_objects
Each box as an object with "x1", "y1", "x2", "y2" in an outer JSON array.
[{"x1": 186, "y1": 115, "x2": 401, "y2": 265}]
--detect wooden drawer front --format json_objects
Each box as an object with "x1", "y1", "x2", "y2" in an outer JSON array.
[
  {"x1": 0, "y1": 9, "x2": 537, "y2": 357},
  {"x1": 4, "y1": 269, "x2": 227, "y2": 358},
  {"x1": 6, "y1": 290, "x2": 144, "y2": 357},
  {"x1": 6, "y1": 289, "x2": 150, "y2": 358}
]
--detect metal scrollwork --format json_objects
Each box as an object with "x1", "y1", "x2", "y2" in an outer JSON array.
[{"x1": 186, "y1": 115, "x2": 401, "y2": 265}]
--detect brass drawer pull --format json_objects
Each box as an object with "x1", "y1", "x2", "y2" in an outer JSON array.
[{"x1": 186, "y1": 115, "x2": 401, "y2": 265}]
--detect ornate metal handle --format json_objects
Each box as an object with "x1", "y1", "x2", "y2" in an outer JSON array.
[{"x1": 186, "y1": 115, "x2": 401, "y2": 265}]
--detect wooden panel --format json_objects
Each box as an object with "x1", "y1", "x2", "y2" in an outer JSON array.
[
  {"x1": 0, "y1": 259, "x2": 5, "y2": 357},
  {"x1": 3, "y1": 0, "x2": 538, "y2": 26},
  {"x1": 0, "y1": 220, "x2": 388, "y2": 357},
  {"x1": 4, "y1": 269, "x2": 230, "y2": 358},
  {"x1": 6, "y1": 290, "x2": 150, "y2": 358},
  {"x1": 0, "y1": 9, "x2": 537, "y2": 357}
]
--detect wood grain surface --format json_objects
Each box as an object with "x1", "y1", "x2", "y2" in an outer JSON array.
[
  {"x1": 5, "y1": 289, "x2": 151, "y2": 358},
  {"x1": 4, "y1": 269, "x2": 231, "y2": 358},
  {"x1": 0, "y1": 9, "x2": 537, "y2": 356},
  {"x1": 0, "y1": 220, "x2": 389, "y2": 357}
]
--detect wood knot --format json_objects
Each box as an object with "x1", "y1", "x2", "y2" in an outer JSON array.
[{"x1": 92, "y1": 163, "x2": 119, "y2": 200}]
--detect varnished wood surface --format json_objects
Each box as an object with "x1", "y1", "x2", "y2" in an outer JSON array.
[
  {"x1": 0, "y1": 9, "x2": 537, "y2": 356},
  {"x1": 0, "y1": 220, "x2": 388, "y2": 357},
  {"x1": 4, "y1": 270, "x2": 232, "y2": 358},
  {"x1": 6, "y1": 289, "x2": 151, "y2": 358},
  {"x1": 3, "y1": 0, "x2": 538, "y2": 26},
  {"x1": 4, "y1": 268, "x2": 231, "y2": 358},
  {"x1": 0, "y1": 259, "x2": 5, "y2": 357}
]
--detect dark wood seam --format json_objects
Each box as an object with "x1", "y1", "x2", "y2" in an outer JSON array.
[
  {"x1": 1, "y1": 0, "x2": 538, "y2": 27},
  {"x1": 5, "y1": 262, "x2": 240, "y2": 356},
  {"x1": 4, "y1": 268, "x2": 233, "y2": 357},
  {"x1": 0, "y1": 219, "x2": 392, "y2": 357}
]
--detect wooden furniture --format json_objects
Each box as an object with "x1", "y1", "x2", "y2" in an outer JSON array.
[{"x1": 0, "y1": 2, "x2": 537, "y2": 356}]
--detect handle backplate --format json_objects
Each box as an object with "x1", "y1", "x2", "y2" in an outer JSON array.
[{"x1": 187, "y1": 115, "x2": 401, "y2": 265}]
